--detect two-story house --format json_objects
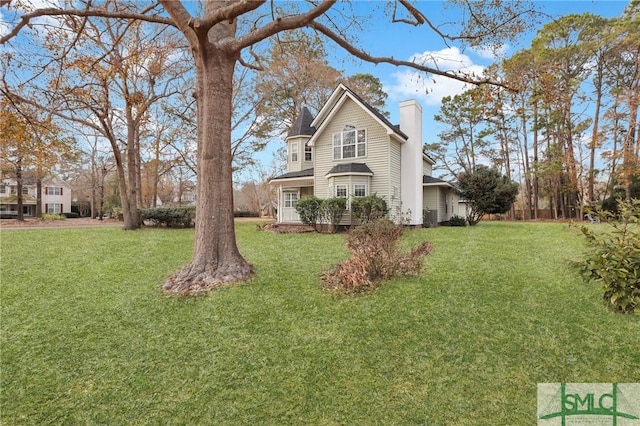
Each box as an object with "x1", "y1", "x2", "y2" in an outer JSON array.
[
  {"x1": 0, "y1": 177, "x2": 72, "y2": 217},
  {"x1": 270, "y1": 84, "x2": 462, "y2": 226}
]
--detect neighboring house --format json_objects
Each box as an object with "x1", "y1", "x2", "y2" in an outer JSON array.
[
  {"x1": 172, "y1": 181, "x2": 196, "y2": 206},
  {"x1": 0, "y1": 177, "x2": 72, "y2": 217},
  {"x1": 270, "y1": 84, "x2": 462, "y2": 226}
]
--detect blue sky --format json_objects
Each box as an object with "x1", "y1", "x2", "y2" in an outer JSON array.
[
  {"x1": 351, "y1": 1, "x2": 628, "y2": 132},
  {"x1": 250, "y1": 0, "x2": 630, "y2": 178},
  {"x1": 0, "y1": 1, "x2": 630, "y2": 180}
]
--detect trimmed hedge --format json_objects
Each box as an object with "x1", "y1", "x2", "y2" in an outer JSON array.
[
  {"x1": 140, "y1": 207, "x2": 261, "y2": 227},
  {"x1": 448, "y1": 215, "x2": 467, "y2": 226},
  {"x1": 295, "y1": 196, "x2": 324, "y2": 232},
  {"x1": 322, "y1": 197, "x2": 347, "y2": 233},
  {"x1": 351, "y1": 194, "x2": 388, "y2": 223},
  {"x1": 234, "y1": 211, "x2": 260, "y2": 218},
  {"x1": 140, "y1": 206, "x2": 196, "y2": 228}
]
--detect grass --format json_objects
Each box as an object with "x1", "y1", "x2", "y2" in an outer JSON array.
[{"x1": 1, "y1": 222, "x2": 638, "y2": 425}]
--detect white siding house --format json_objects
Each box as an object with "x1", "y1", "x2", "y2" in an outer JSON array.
[
  {"x1": 270, "y1": 84, "x2": 459, "y2": 226},
  {"x1": 0, "y1": 177, "x2": 72, "y2": 217}
]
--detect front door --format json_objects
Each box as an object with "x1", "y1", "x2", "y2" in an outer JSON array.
[{"x1": 281, "y1": 191, "x2": 300, "y2": 222}]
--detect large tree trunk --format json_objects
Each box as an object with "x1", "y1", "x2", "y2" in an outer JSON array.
[
  {"x1": 16, "y1": 161, "x2": 24, "y2": 221},
  {"x1": 36, "y1": 178, "x2": 42, "y2": 218},
  {"x1": 588, "y1": 63, "x2": 604, "y2": 203},
  {"x1": 105, "y1": 130, "x2": 137, "y2": 230},
  {"x1": 623, "y1": 99, "x2": 638, "y2": 201},
  {"x1": 532, "y1": 99, "x2": 539, "y2": 219},
  {"x1": 124, "y1": 104, "x2": 140, "y2": 229},
  {"x1": 164, "y1": 36, "x2": 253, "y2": 295},
  {"x1": 519, "y1": 97, "x2": 532, "y2": 220}
]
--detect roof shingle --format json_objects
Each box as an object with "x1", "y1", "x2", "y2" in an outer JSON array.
[
  {"x1": 326, "y1": 163, "x2": 373, "y2": 176},
  {"x1": 271, "y1": 168, "x2": 314, "y2": 181},
  {"x1": 287, "y1": 107, "x2": 316, "y2": 138}
]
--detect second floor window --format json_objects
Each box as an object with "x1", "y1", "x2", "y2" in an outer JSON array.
[
  {"x1": 304, "y1": 142, "x2": 312, "y2": 162},
  {"x1": 290, "y1": 143, "x2": 298, "y2": 162},
  {"x1": 46, "y1": 187, "x2": 63, "y2": 195},
  {"x1": 333, "y1": 127, "x2": 366, "y2": 160}
]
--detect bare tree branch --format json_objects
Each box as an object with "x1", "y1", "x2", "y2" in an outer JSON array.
[
  {"x1": 309, "y1": 21, "x2": 511, "y2": 89},
  {"x1": 1, "y1": 6, "x2": 174, "y2": 44},
  {"x1": 393, "y1": 0, "x2": 425, "y2": 26},
  {"x1": 156, "y1": 1, "x2": 194, "y2": 35},
  {"x1": 231, "y1": 0, "x2": 336, "y2": 52},
  {"x1": 195, "y1": 0, "x2": 266, "y2": 31}
]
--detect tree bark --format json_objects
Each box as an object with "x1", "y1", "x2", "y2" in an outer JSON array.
[
  {"x1": 623, "y1": 67, "x2": 639, "y2": 201},
  {"x1": 124, "y1": 101, "x2": 140, "y2": 229},
  {"x1": 36, "y1": 178, "x2": 42, "y2": 218},
  {"x1": 588, "y1": 62, "x2": 604, "y2": 203},
  {"x1": 623, "y1": 99, "x2": 638, "y2": 201},
  {"x1": 163, "y1": 29, "x2": 253, "y2": 294},
  {"x1": 533, "y1": 98, "x2": 539, "y2": 219},
  {"x1": 16, "y1": 161, "x2": 24, "y2": 221}
]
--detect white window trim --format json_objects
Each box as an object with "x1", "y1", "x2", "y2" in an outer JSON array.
[
  {"x1": 353, "y1": 184, "x2": 367, "y2": 198},
  {"x1": 333, "y1": 128, "x2": 367, "y2": 160},
  {"x1": 47, "y1": 203, "x2": 62, "y2": 214},
  {"x1": 304, "y1": 142, "x2": 312, "y2": 162},
  {"x1": 284, "y1": 191, "x2": 299, "y2": 208},
  {"x1": 336, "y1": 184, "x2": 348, "y2": 198},
  {"x1": 47, "y1": 187, "x2": 62, "y2": 196},
  {"x1": 290, "y1": 143, "x2": 298, "y2": 162}
]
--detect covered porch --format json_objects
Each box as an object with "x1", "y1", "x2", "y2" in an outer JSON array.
[{"x1": 270, "y1": 168, "x2": 314, "y2": 224}]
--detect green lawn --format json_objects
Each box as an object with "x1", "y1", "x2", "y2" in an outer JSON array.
[{"x1": 1, "y1": 222, "x2": 638, "y2": 425}]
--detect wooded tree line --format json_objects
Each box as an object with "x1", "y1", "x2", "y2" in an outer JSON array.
[{"x1": 427, "y1": 4, "x2": 639, "y2": 220}]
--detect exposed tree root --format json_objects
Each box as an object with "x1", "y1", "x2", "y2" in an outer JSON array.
[{"x1": 163, "y1": 261, "x2": 254, "y2": 296}]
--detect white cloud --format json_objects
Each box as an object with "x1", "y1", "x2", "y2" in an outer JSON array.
[
  {"x1": 22, "y1": 0, "x2": 63, "y2": 11},
  {"x1": 385, "y1": 47, "x2": 485, "y2": 107},
  {"x1": 0, "y1": 10, "x2": 9, "y2": 38},
  {"x1": 1, "y1": 0, "x2": 65, "y2": 38}
]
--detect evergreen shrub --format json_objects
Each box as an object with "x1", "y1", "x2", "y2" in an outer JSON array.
[
  {"x1": 448, "y1": 215, "x2": 467, "y2": 226},
  {"x1": 581, "y1": 199, "x2": 640, "y2": 313},
  {"x1": 140, "y1": 206, "x2": 196, "y2": 228},
  {"x1": 351, "y1": 194, "x2": 388, "y2": 223}
]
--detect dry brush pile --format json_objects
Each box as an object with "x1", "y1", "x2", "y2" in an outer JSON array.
[{"x1": 323, "y1": 218, "x2": 433, "y2": 294}]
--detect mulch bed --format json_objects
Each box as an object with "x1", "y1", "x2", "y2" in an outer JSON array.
[{"x1": 261, "y1": 223, "x2": 316, "y2": 233}]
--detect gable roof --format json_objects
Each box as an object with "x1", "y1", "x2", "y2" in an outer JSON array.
[
  {"x1": 308, "y1": 83, "x2": 407, "y2": 146},
  {"x1": 286, "y1": 106, "x2": 315, "y2": 139},
  {"x1": 326, "y1": 163, "x2": 374, "y2": 177}
]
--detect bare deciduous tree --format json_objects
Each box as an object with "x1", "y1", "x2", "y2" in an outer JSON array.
[{"x1": 2, "y1": 0, "x2": 535, "y2": 294}]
